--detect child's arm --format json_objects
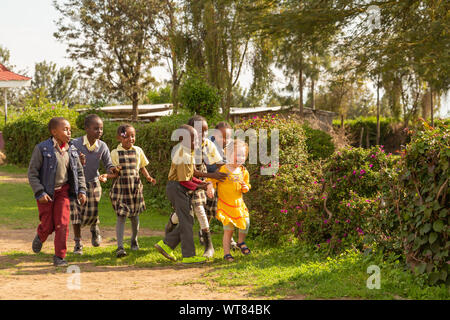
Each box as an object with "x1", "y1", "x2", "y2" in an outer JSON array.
[
  {"x1": 239, "y1": 167, "x2": 251, "y2": 193},
  {"x1": 140, "y1": 167, "x2": 156, "y2": 185},
  {"x1": 194, "y1": 167, "x2": 228, "y2": 181},
  {"x1": 28, "y1": 145, "x2": 51, "y2": 203},
  {"x1": 101, "y1": 144, "x2": 117, "y2": 174},
  {"x1": 75, "y1": 153, "x2": 87, "y2": 205}
]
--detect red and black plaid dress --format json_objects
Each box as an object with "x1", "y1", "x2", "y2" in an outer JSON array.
[{"x1": 109, "y1": 149, "x2": 146, "y2": 217}]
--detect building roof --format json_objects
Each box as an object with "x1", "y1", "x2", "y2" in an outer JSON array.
[{"x1": 0, "y1": 64, "x2": 31, "y2": 82}]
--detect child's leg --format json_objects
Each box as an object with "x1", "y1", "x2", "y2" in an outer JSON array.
[
  {"x1": 73, "y1": 224, "x2": 81, "y2": 241},
  {"x1": 194, "y1": 205, "x2": 209, "y2": 232},
  {"x1": 52, "y1": 185, "x2": 71, "y2": 259},
  {"x1": 116, "y1": 215, "x2": 126, "y2": 249},
  {"x1": 222, "y1": 229, "x2": 234, "y2": 256},
  {"x1": 36, "y1": 201, "x2": 55, "y2": 243},
  {"x1": 130, "y1": 215, "x2": 139, "y2": 243},
  {"x1": 164, "y1": 182, "x2": 196, "y2": 258},
  {"x1": 237, "y1": 218, "x2": 251, "y2": 254}
]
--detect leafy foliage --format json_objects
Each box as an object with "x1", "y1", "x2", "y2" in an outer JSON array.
[
  {"x1": 235, "y1": 115, "x2": 320, "y2": 242},
  {"x1": 302, "y1": 124, "x2": 335, "y2": 160},
  {"x1": 179, "y1": 73, "x2": 221, "y2": 117},
  {"x1": 3, "y1": 103, "x2": 80, "y2": 166},
  {"x1": 391, "y1": 120, "x2": 449, "y2": 284}
]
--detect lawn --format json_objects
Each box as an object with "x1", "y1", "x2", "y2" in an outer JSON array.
[{"x1": 1, "y1": 164, "x2": 449, "y2": 300}]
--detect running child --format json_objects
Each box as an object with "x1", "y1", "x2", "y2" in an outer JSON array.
[
  {"x1": 101, "y1": 124, "x2": 156, "y2": 258},
  {"x1": 164, "y1": 116, "x2": 227, "y2": 258},
  {"x1": 28, "y1": 117, "x2": 87, "y2": 266},
  {"x1": 155, "y1": 124, "x2": 213, "y2": 264},
  {"x1": 70, "y1": 114, "x2": 118, "y2": 254},
  {"x1": 206, "y1": 139, "x2": 251, "y2": 262}
]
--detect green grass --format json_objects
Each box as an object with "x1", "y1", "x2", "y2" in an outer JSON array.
[
  {"x1": 1, "y1": 164, "x2": 449, "y2": 299},
  {"x1": 0, "y1": 164, "x2": 28, "y2": 175},
  {"x1": 197, "y1": 242, "x2": 450, "y2": 300}
]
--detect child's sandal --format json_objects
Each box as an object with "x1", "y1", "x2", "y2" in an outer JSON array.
[
  {"x1": 223, "y1": 254, "x2": 234, "y2": 262},
  {"x1": 237, "y1": 242, "x2": 251, "y2": 255}
]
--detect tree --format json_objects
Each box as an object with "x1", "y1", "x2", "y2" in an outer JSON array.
[
  {"x1": 31, "y1": 61, "x2": 78, "y2": 106},
  {"x1": 54, "y1": 0, "x2": 161, "y2": 120}
]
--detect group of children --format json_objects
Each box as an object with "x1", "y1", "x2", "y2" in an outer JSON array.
[{"x1": 28, "y1": 114, "x2": 251, "y2": 266}]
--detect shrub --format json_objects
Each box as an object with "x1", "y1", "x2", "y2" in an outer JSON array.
[
  {"x1": 296, "y1": 146, "x2": 400, "y2": 253},
  {"x1": 333, "y1": 117, "x2": 394, "y2": 148},
  {"x1": 302, "y1": 124, "x2": 335, "y2": 160},
  {"x1": 179, "y1": 73, "x2": 221, "y2": 117},
  {"x1": 392, "y1": 120, "x2": 449, "y2": 284},
  {"x1": 235, "y1": 114, "x2": 320, "y2": 243},
  {"x1": 3, "y1": 103, "x2": 80, "y2": 166},
  {"x1": 75, "y1": 106, "x2": 109, "y2": 130}
]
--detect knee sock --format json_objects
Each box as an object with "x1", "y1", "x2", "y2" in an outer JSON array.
[
  {"x1": 116, "y1": 216, "x2": 126, "y2": 249},
  {"x1": 130, "y1": 216, "x2": 139, "y2": 243}
]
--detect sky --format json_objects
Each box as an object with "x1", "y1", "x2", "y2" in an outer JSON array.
[{"x1": 0, "y1": 0, "x2": 448, "y2": 117}]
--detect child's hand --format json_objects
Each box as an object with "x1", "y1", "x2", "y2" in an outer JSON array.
[
  {"x1": 206, "y1": 184, "x2": 215, "y2": 199},
  {"x1": 240, "y1": 181, "x2": 249, "y2": 193},
  {"x1": 79, "y1": 152, "x2": 86, "y2": 166},
  {"x1": 198, "y1": 181, "x2": 211, "y2": 191},
  {"x1": 146, "y1": 176, "x2": 156, "y2": 185},
  {"x1": 99, "y1": 174, "x2": 108, "y2": 183},
  {"x1": 110, "y1": 166, "x2": 121, "y2": 174},
  {"x1": 38, "y1": 194, "x2": 52, "y2": 204},
  {"x1": 78, "y1": 193, "x2": 87, "y2": 206}
]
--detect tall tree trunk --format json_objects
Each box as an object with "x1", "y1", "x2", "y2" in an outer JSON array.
[
  {"x1": 430, "y1": 86, "x2": 434, "y2": 127},
  {"x1": 132, "y1": 92, "x2": 139, "y2": 121},
  {"x1": 298, "y1": 56, "x2": 304, "y2": 118},
  {"x1": 311, "y1": 77, "x2": 315, "y2": 110},
  {"x1": 376, "y1": 81, "x2": 380, "y2": 145}
]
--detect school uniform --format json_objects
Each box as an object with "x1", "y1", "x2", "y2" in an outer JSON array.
[
  {"x1": 109, "y1": 144, "x2": 148, "y2": 217},
  {"x1": 70, "y1": 136, "x2": 114, "y2": 226},
  {"x1": 28, "y1": 137, "x2": 86, "y2": 259},
  {"x1": 164, "y1": 144, "x2": 204, "y2": 258}
]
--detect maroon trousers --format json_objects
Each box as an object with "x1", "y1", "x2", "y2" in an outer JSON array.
[{"x1": 36, "y1": 184, "x2": 71, "y2": 259}]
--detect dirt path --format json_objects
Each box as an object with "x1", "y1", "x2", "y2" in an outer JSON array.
[
  {"x1": 0, "y1": 169, "x2": 271, "y2": 300},
  {"x1": 0, "y1": 227, "x2": 259, "y2": 300},
  {"x1": 0, "y1": 170, "x2": 28, "y2": 183}
]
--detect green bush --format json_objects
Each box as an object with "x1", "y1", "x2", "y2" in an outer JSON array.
[
  {"x1": 302, "y1": 124, "x2": 335, "y2": 160},
  {"x1": 235, "y1": 114, "x2": 320, "y2": 243},
  {"x1": 296, "y1": 146, "x2": 400, "y2": 253},
  {"x1": 333, "y1": 117, "x2": 394, "y2": 148},
  {"x1": 3, "y1": 103, "x2": 80, "y2": 166},
  {"x1": 75, "y1": 106, "x2": 110, "y2": 130},
  {"x1": 179, "y1": 73, "x2": 221, "y2": 117},
  {"x1": 391, "y1": 120, "x2": 449, "y2": 284}
]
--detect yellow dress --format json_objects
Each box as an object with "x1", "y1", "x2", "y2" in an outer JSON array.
[{"x1": 208, "y1": 165, "x2": 251, "y2": 230}]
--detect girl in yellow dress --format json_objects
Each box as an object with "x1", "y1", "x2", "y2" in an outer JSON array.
[{"x1": 206, "y1": 139, "x2": 251, "y2": 262}]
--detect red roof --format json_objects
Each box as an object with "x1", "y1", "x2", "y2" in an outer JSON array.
[{"x1": 0, "y1": 63, "x2": 31, "y2": 81}]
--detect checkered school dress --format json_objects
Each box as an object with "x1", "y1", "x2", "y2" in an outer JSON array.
[
  {"x1": 109, "y1": 149, "x2": 146, "y2": 217},
  {"x1": 70, "y1": 179, "x2": 102, "y2": 226},
  {"x1": 189, "y1": 163, "x2": 207, "y2": 216}
]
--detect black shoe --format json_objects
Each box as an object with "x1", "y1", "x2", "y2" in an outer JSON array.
[
  {"x1": 53, "y1": 255, "x2": 68, "y2": 267},
  {"x1": 202, "y1": 231, "x2": 215, "y2": 258},
  {"x1": 91, "y1": 225, "x2": 102, "y2": 247},
  {"x1": 73, "y1": 242, "x2": 83, "y2": 255},
  {"x1": 32, "y1": 234, "x2": 42, "y2": 253},
  {"x1": 131, "y1": 240, "x2": 139, "y2": 251},
  {"x1": 165, "y1": 213, "x2": 177, "y2": 234},
  {"x1": 116, "y1": 247, "x2": 127, "y2": 258}
]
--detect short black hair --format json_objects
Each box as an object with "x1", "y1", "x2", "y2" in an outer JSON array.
[
  {"x1": 84, "y1": 114, "x2": 102, "y2": 129},
  {"x1": 48, "y1": 117, "x2": 67, "y2": 133},
  {"x1": 117, "y1": 123, "x2": 134, "y2": 136},
  {"x1": 187, "y1": 115, "x2": 207, "y2": 127},
  {"x1": 215, "y1": 121, "x2": 231, "y2": 129}
]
